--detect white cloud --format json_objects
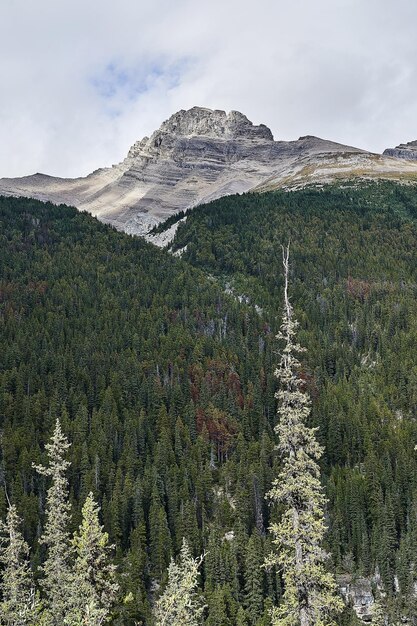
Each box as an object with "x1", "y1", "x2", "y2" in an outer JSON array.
[{"x1": 1, "y1": 0, "x2": 416, "y2": 177}]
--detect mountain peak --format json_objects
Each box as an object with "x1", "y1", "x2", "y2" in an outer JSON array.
[
  {"x1": 2, "y1": 107, "x2": 417, "y2": 238},
  {"x1": 156, "y1": 106, "x2": 274, "y2": 141}
]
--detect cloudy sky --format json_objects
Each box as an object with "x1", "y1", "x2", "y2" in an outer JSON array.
[{"x1": 1, "y1": 0, "x2": 416, "y2": 177}]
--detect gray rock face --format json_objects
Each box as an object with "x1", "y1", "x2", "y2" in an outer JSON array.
[
  {"x1": 155, "y1": 107, "x2": 274, "y2": 141},
  {"x1": 383, "y1": 140, "x2": 417, "y2": 161},
  {"x1": 1, "y1": 107, "x2": 417, "y2": 236},
  {"x1": 339, "y1": 575, "x2": 375, "y2": 622}
]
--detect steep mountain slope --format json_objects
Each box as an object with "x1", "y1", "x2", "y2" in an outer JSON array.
[
  {"x1": 2, "y1": 107, "x2": 417, "y2": 235},
  {"x1": 0, "y1": 194, "x2": 278, "y2": 624}
]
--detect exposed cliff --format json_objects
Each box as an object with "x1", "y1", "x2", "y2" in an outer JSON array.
[{"x1": 383, "y1": 139, "x2": 417, "y2": 161}]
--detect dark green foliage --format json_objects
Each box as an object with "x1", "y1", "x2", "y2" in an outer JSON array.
[
  {"x1": 168, "y1": 183, "x2": 417, "y2": 597},
  {"x1": 149, "y1": 209, "x2": 187, "y2": 235},
  {"x1": 1, "y1": 181, "x2": 417, "y2": 622},
  {"x1": 0, "y1": 196, "x2": 275, "y2": 623},
  {"x1": 243, "y1": 531, "x2": 264, "y2": 623}
]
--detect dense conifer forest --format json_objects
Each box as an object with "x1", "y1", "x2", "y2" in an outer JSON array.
[{"x1": 1, "y1": 183, "x2": 417, "y2": 623}]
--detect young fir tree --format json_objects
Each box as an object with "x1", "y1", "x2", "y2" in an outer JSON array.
[
  {"x1": 33, "y1": 419, "x2": 73, "y2": 625},
  {"x1": 0, "y1": 500, "x2": 39, "y2": 625},
  {"x1": 70, "y1": 492, "x2": 119, "y2": 625},
  {"x1": 154, "y1": 538, "x2": 205, "y2": 626},
  {"x1": 265, "y1": 246, "x2": 343, "y2": 626}
]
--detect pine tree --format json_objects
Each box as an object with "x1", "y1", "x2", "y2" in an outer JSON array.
[
  {"x1": 265, "y1": 246, "x2": 343, "y2": 626},
  {"x1": 236, "y1": 606, "x2": 249, "y2": 626},
  {"x1": 244, "y1": 531, "x2": 264, "y2": 624},
  {"x1": 205, "y1": 586, "x2": 234, "y2": 626},
  {"x1": 117, "y1": 524, "x2": 151, "y2": 625},
  {"x1": 149, "y1": 482, "x2": 172, "y2": 580},
  {"x1": 33, "y1": 419, "x2": 73, "y2": 625},
  {"x1": 0, "y1": 501, "x2": 39, "y2": 625},
  {"x1": 69, "y1": 492, "x2": 119, "y2": 625},
  {"x1": 154, "y1": 538, "x2": 205, "y2": 626}
]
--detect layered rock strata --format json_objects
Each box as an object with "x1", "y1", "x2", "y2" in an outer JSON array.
[{"x1": 383, "y1": 140, "x2": 417, "y2": 161}]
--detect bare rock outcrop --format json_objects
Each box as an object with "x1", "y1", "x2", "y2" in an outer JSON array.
[
  {"x1": 338, "y1": 575, "x2": 375, "y2": 622},
  {"x1": 383, "y1": 140, "x2": 417, "y2": 161}
]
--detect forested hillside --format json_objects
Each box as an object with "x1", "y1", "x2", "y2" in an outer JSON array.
[
  {"x1": 167, "y1": 182, "x2": 417, "y2": 620},
  {"x1": 0, "y1": 196, "x2": 282, "y2": 625},
  {"x1": 1, "y1": 184, "x2": 417, "y2": 624}
]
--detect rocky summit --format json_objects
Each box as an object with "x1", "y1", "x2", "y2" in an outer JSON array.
[{"x1": 1, "y1": 106, "x2": 417, "y2": 236}]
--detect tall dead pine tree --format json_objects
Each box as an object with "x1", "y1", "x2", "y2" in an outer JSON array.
[{"x1": 265, "y1": 246, "x2": 343, "y2": 626}]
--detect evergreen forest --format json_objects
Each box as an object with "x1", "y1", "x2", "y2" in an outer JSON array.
[{"x1": 1, "y1": 182, "x2": 417, "y2": 624}]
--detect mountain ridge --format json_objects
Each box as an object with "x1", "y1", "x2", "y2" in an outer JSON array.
[{"x1": 1, "y1": 106, "x2": 417, "y2": 235}]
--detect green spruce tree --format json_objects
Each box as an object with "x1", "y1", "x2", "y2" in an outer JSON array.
[
  {"x1": 0, "y1": 500, "x2": 39, "y2": 625},
  {"x1": 205, "y1": 586, "x2": 234, "y2": 626},
  {"x1": 236, "y1": 606, "x2": 249, "y2": 626},
  {"x1": 70, "y1": 492, "x2": 119, "y2": 625},
  {"x1": 154, "y1": 538, "x2": 205, "y2": 625},
  {"x1": 265, "y1": 246, "x2": 343, "y2": 626},
  {"x1": 244, "y1": 531, "x2": 264, "y2": 624},
  {"x1": 33, "y1": 419, "x2": 73, "y2": 625}
]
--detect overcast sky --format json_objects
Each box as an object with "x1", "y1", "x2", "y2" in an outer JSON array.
[{"x1": 1, "y1": 0, "x2": 416, "y2": 178}]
